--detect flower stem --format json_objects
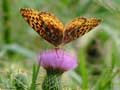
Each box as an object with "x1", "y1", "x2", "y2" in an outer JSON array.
[{"x1": 42, "y1": 69, "x2": 62, "y2": 90}]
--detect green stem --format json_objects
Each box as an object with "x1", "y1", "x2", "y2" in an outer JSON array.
[
  {"x1": 2, "y1": 0, "x2": 11, "y2": 44},
  {"x1": 78, "y1": 48, "x2": 88, "y2": 89},
  {"x1": 42, "y1": 69, "x2": 62, "y2": 90},
  {"x1": 30, "y1": 64, "x2": 40, "y2": 90},
  {"x1": 2, "y1": 0, "x2": 14, "y2": 56}
]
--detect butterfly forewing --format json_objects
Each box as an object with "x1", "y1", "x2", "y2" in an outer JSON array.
[
  {"x1": 20, "y1": 8, "x2": 64, "y2": 46},
  {"x1": 63, "y1": 18, "x2": 101, "y2": 44},
  {"x1": 20, "y1": 8, "x2": 42, "y2": 32},
  {"x1": 20, "y1": 8, "x2": 48, "y2": 41},
  {"x1": 78, "y1": 18, "x2": 101, "y2": 36}
]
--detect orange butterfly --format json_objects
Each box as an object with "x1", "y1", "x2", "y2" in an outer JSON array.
[{"x1": 20, "y1": 8, "x2": 101, "y2": 47}]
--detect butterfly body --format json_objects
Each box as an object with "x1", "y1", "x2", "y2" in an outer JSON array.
[{"x1": 20, "y1": 8, "x2": 101, "y2": 47}]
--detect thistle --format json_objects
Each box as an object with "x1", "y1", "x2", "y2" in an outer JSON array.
[
  {"x1": 37, "y1": 48, "x2": 78, "y2": 90},
  {"x1": 13, "y1": 73, "x2": 28, "y2": 90}
]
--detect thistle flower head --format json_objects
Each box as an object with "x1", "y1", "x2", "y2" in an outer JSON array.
[{"x1": 38, "y1": 48, "x2": 77, "y2": 72}]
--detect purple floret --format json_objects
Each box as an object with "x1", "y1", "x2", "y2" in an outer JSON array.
[{"x1": 37, "y1": 48, "x2": 78, "y2": 72}]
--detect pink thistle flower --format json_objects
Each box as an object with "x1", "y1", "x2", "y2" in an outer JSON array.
[{"x1": 38, "y1": 48, "x2": 78, "y2": 72}]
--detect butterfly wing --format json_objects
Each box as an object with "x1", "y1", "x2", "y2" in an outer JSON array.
[
  {"x1": 39, "y1": 12, "x2": 64, "y2": 46},
  {"x1": 20, "y1": 8, "x2": 64, "y2": 46},
  {"x1": 63, "y1": 18, "x2": 101, "y2": 44}
]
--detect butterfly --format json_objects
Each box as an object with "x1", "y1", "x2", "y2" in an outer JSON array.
[{"x1": 20, "y1": 8, "x2": 101, "y2": 47}]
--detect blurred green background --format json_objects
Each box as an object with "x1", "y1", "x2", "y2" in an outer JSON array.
[{"x1": 0, "y1": 0, "x2": 120, "y2": 90}]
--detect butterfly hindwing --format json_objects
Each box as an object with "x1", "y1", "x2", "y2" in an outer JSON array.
[
  {"x1": 63, "y1": 18, "x2": 101, "y2": 44},
  {"x1": 63, "y1": 17, "x2": 86, "y2": 44},
  {"x1": 39, "y1": 12, "x2": 64, "y2": 46}
]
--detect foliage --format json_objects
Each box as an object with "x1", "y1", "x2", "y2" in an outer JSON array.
[{"x1": 0, "y1": 0, "x2": 120, "y2": 90}]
